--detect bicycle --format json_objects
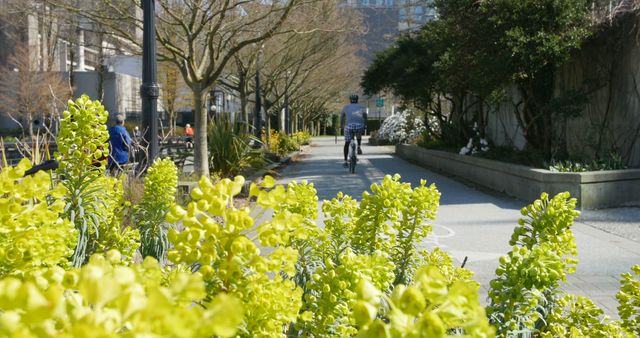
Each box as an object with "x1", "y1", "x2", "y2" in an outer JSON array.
[{"x1": 347, "y1": 129, "x2": 360, "y2": 174}]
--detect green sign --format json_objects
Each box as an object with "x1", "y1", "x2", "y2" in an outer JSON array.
[{"x1": 376, "y1": 98, "x2": 384, "y2": 107}]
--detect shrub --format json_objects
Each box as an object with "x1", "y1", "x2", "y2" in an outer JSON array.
[
  {"x1": 208, "y1": 118, "x2": 264, "y2": 177},
  {"x1": 293, "y1": 131, "x2": 311, "y2": 145},
  {"x1": 278, "y1": 133, "x2": 300, "y2": 154},
  {"x1": 368, "y1": 130, "x2": 392, "y2": 145},
  {"x1": 547, "y1": 152, "x2": 626, "y2": 172},
  {"x1": 378, "y1": 111, "x2": 425, "y2": 144},
  {"x1": 263, "y1": 129, "x2": 301, "y2": 156}
]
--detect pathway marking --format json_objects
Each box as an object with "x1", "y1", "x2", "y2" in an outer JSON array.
[{"x1": 424, "y1": 224, "x2": 456, "y2": 249}]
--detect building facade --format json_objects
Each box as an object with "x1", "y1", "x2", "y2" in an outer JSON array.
[{"x1": 340, "y1": 0, "x2": 435, "y2": 120}]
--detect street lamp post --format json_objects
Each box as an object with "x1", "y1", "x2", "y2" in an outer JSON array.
[
  {"x1": 141, "y1": 0, "x2": 159, "y2": 168},
  {"x1": 254, "y1": 49, "x2": 263, "y2": 141},
  {"x1": 284, "y1": 71, "x2": 290, "y2": 135}
]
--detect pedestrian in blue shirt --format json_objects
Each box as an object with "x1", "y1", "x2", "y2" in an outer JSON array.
[{"x1": 108, "y1": 114, "x2": 132, "y2": 174}]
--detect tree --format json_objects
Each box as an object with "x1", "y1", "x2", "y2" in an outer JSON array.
[
  {"x1": 362, "y1": 0, "x2": 593, "y2": 158},
  {"x1": 254, "y1": 2, "x2": 363, "y2": 135},
  {"x1": 47, "y1": 0, "x2": 307, "y2": 177},
  {"x1": 362, "y1": 19, "x2": 472, "y2": 144},
  {"x1": 158, "y1": 60, "x2": 190, "y2": 136},
  {"x1": 480, "y1": 0, "x2": 592, "y2": 159},
  {"x1": 0, "y1": 41, "x2": 71, "y2": 139}
]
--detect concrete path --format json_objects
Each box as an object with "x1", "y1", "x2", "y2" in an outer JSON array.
[{"x1": 277, "y1": 136, "x2": 640, "y2": 317}]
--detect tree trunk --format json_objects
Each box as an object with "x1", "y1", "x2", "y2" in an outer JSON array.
[
  {"x1": 266, "y1": 112, "x2": 271, "y2": 148},
  {"x1": 240, "y1": 90, "x2": 248, "y2": 131},
  {"x1": 28, "y1": 112, "x2": 34, "y2": 140},
  {"x1": 169, "y1": 110, "x2": 177, "y2": 136},
  {"x1": 518, "y1": 67, "x2": 555, "y2": 161},
  {"x1": 193, "y1": 89, "x2": 209, "y2": 178}
]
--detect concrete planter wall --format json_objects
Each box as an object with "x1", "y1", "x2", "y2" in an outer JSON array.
[{"x1": 396, "y1": 144, "x2": 640, "y2": 209}]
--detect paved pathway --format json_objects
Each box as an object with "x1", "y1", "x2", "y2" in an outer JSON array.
[{"x1": 277, "y1": 137, "x2": 640, "y2": 317}]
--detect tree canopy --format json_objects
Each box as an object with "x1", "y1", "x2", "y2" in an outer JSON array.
[{"x1": 362, "y1": 0, "x2": 594, "y2": 159}]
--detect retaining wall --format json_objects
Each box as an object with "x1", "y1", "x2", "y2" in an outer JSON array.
[{"x1": 396, "y1": 144, "x2": 640, "y2": 209}]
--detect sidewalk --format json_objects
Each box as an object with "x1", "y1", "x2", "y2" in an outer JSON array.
[{"x1": 579, "y1": 208, "x2": 640, "y2": 243}]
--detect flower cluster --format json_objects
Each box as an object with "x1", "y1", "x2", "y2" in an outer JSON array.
[
  {"x1": 56, "y1": 95, "x2": 110, "y2": 174},
  {"x1": 0, "y1": 159, "x2": 75, "y2": 278},
  {"x1": 543, "y1": 294, "x2": 633, "y2": 337},
  {"x1": 378, "y1": 111, "x2": 425, "y2": 144},
  {"x1": 618, "y1": 265, "x2": 640, "y2": 335},
  {"x1": 167, "y1": 175, "x2": 303, "y2": 337},
  {"x1": 0, "y1": 251, "x2": 243, "y2": 337},
  {"x1": 354, "y1": 267, "x2": 495, "y2": 338}
]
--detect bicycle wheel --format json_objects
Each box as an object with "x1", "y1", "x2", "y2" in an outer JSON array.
[{"x1": 349, "y1": 155, "x2": 356, "y2": 174}]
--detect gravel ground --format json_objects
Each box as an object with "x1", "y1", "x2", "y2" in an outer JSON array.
[{"x1": 578, "y1": 207, "x2": 640, "y2": 243}]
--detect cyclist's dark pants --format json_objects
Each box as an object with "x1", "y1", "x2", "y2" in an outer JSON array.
[{"x1": 344, "y1": 137, "x2": 362, "y2": 161}]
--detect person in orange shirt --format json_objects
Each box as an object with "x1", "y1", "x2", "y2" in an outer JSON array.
[{"x1": 184, "y1": 123, "x2": 194, "y2": 149}]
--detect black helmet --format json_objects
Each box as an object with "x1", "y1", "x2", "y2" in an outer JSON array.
[{"x1": 349, "y1": 94, "x2": 359, "y2": 103}]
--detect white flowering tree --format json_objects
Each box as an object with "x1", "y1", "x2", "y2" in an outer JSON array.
[{"x1": 378, "y1": 111, "x2": 425, "y2": 144}]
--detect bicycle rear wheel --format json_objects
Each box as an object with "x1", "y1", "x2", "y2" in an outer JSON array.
[{"x1": 349, "y1": 156, "x2": 356, "y2": 173}]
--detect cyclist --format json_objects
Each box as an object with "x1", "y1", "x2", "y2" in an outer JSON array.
[{"x1": 340, "y1": 94, "x2": 367, "y2": 167}]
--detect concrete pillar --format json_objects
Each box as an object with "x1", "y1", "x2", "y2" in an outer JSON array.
[
  {"x1": 280, "y1": 108, "x2": 285, "y2": 131},
  {"x1": 58, "y1": 40, "x2": 68, "y2": 72},
  {"x1": 77, "y1": 30, "x2": 85, "y2": 71}
]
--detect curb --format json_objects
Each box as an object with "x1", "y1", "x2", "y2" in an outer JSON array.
[{"x1": 177, "y1": 145, "x2": 308, "y2": 197}]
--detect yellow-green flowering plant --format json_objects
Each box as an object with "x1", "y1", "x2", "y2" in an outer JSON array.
[
  {"x1": 352, "y1": 174, "x2": 440, "y2": 285},
  {"x1": 291, "y1": 188, "x2": 395, "y2": 337},
  {"x1": 86, "y1": 175, "x2": 139, "y2": 261},
  {"x1": 0, "y1": 251, "x2": 243, "y2": 337},
  {"x1": 0, "y1": 159, "x2": 76, "y2": 278},
  {"x1": 295, "y1": 249, "x2": 396, "y2": 337},
  {"x1": 487, "y1": 192, "x2": 580, "y2": 336},
  {"x1": 421, "y1": 247, "x2": 476, "y2": 285},
  {"x1": 167, "y1": 175, "x2": 303, "y2": 337},
  {"x1": 136, "y1": 157, "x2": 178, "y2": 263},
  {"x1": 618, "y1": 265, "x2": 640, "y2": 335},
  {"x1": 542, "y1": 294, "x2": 634, "y2": 337},
  {"x1": 56, "y1": 95, "x2": 138, "y2": 266},
  {"x1": 285, "y1": 175, "x2": 464, "y2": 337},
  {"x1": 354, "y1": 266, "x2": 495, "y2": 338}
]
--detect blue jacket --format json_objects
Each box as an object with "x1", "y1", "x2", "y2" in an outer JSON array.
[{"x1": 108, "y1": 125, "x2": 132, "y2": 164}]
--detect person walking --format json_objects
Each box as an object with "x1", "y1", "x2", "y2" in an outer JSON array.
[
  {"x1": 184, "y1": 123, "x2": 194, "y2": 150},
  {"x1": 108, "y1": 114, "x2": 133, "y2": 174},
  {"x1": 340, "y1": 94, "x2": 367, "y2": 167}
]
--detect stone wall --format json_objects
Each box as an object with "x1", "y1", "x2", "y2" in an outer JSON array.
[{"x1": 481, "y1": 13, "x2": 640, "y2": 167}]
